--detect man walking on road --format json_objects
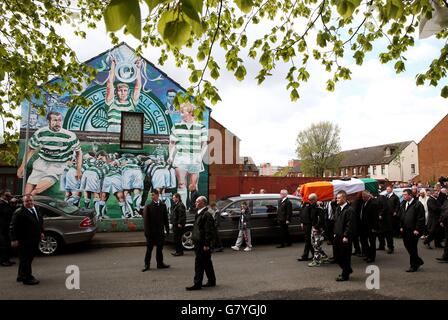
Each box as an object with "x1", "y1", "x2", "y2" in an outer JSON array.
[
  {"x1": 399, "y1": 189, "x2": 425, "y2": 272},
  {"x1": 186, "y1": 196, "x2": 216, "y2": 291},
  {"x1": 10, "y1": 195, "x2": 44, "y2": 285},
  {"x1": 277, "y1": 189, "x2": 292, "y2": 248},
  {"x1": 334, "y1": 191, "x2": 355, "y2": 282},
  {"x1": 171, "y1": 193, "x2": 186, "y2": 256},
  {"x1": 142, "y1": 190, "x2": 170, "y2": 271},
  {"x1": 297, "y1": 194, "x2": 317, "y2": 261}
]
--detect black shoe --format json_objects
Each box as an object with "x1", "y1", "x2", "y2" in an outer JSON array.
[
  {"x1": 202, "y1": 282, "x2": 216, "y2": 287},
  {"x1": 406, "y1": 268, "x2": 417, "y2": 273},
  {"x1": 285, "y1": 243, "x2": 292, "y2": 247},
  {"x1": 365, "y1": 258, "x2": 375, "y2": 263},
  {"x1": 0, "y1": 261, "x2": 14, "y2": 267},
  {"x1": 276, "y1": 245, "x2": 285, "y2": 248},
  {"x1": 336, "y1": 275, "x2": 349, "y2": 282},
  {"x1": 23, "y1": 278, "x2": 40, "y2": 285},
  {"x1": 171, "y1": 252, "x2": 184, "y2": 256},
  {"x1": 142, "y1": 265, "x2": 150, "y2": 272},
  {"x1": 157, "y1": 264, "x2": 170, "y2": 269},
  {"x1": 436, "y1": 258, "x2": 448, "y2": 263},
  {"x1": 214, "y1": 248, "x2": 224, "y2": 252},
  {"x1": 16, "y1": 276, "x2": 24, "y2": 282},
  {"x1": 186, "y1": 285, "x2": 202, "y2": 291},
  {"x1": 387, "y1": 248, "x2": 394, "y2": 254},
  {"x1": 297, "y1": 257, "x2": 310, "y2": 261}
]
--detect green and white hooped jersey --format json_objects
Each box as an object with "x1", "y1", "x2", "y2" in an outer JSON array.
[
  {"x1": 169, "y1": 121, "x2": 208, "y2": 158},
  {"x1": 106, "y1": 98, "x2": 136, "y2": 126},
  {"x1": 85, "y1": 159, "x2": 109, "y2": 179},
  {"x1": 105, "y1": 162, "x2": 122, "y2": 177},
  {"x1": 119, "y1": 157, "x2": 141, "y2": 171},
  {"x1": 29, "y1": 127, "x2": 80, "y2": 163}
]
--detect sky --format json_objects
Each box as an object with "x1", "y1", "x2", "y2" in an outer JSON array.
[{"x1": 7, "y1": 8, "x2": 448, "y2": 166}]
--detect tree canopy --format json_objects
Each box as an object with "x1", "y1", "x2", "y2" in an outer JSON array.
[
  {"x1": 2, "y1": 0, "x2": 448, "y2": 163},
  {"x1": 296, "y1": 121, "x2": 341, "y2": 177}
]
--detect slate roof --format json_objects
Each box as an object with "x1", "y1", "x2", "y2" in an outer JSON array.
[{"x1": 340, "y1": 141, "x2": 413, "y2": 167}]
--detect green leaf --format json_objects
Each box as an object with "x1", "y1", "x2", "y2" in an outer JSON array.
[
  {"x1": 105, "y1": 0, "x2": 141, "y2": 39},
  {"x1": 441, "y1": 86, "x2": 448, "y2": 98},
  {"x1": 182, "y1": 0, "x2": 206, "y2": 37},
  {"x1": 104, "y1": 0, "x2": 133, "y2": 32},
  {"x1": 326, "y1": 79, "x2": 335, "y2": 92},
  {"x1": 144, "y1": 0, "x2": 174, "y2": 11},
  {"x1": 125, "y1": 1, "x2": 142, "y2": 39},
  {"x1": 211, "y1": 68, "x2": 220, "y2": 80},
  {"x1": 240, "y1": 34, "x2": 248, "y2": 47},
  {"x1": 158, "y1": 10, "x2": 192, "y2": 48},
  {"x1": 415, "y1": 74, "x2": 425, "y2": 86},
  {"x1": 290, "y1": 88, "x2": 300, "y2": 101},
  {"x1": 394, "y1": 60, "x2": 405, "y2": 73},
  {"x1": 336, "y1": 0, "x2": 361, "y2": 19},
  {"x1": 234, "y1": 65, "x2": 247, "y2": 81},
  {"x1": 234, "y1": 0, "x2": 254, "y2": 14}
]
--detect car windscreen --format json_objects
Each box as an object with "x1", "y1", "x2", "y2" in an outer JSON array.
[
  {"x1": 40, "y1": 199, "x2": 79, "y2": 215},
  {"x1": 216, "y1": 199, "x2": 233, "y2": 210}
]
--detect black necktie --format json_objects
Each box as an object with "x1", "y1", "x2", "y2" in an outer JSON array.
[{"x1": 30, "y1": 208, "x2": 38, "y2": 221}]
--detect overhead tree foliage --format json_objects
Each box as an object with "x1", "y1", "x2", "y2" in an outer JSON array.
[
  {"x1": 2, "y1": 0, "x2": 448, "y2": 163},
  {"x1": 296, "y1": 121, "x2": 341, "y2": 177}
]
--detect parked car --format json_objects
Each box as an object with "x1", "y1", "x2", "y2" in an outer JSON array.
[
  {"x1": 172, "y1": 194, "x2": 303, "y2": 251},
  {"x1": 13, "y1": 196, "x2": 97, "y2": 256}
]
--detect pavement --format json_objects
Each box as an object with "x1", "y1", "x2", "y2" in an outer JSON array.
[{"x1": 90, "y1": 231, "x2": 146, "y2": 248}]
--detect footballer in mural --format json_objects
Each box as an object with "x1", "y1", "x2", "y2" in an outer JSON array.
[{"x1": 18, "y1": 44, "x2": 210, "y2": 227}]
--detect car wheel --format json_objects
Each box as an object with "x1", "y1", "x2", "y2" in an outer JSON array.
[
  {"x1": 181, "y1": 228, "x2": 195, "y2": 251},
  {"x1": 39, "y1": 232, "x2": 63, "y2": 256}
]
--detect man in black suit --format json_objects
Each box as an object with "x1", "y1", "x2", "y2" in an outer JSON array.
[
  {"x1": 377, "y1": 189, "x2": 395, "y2": 254},
  {"x1": 187, "y1": 185, "x2": 200, "y2": 212},
  {"x1": 171, "y1": 193, "x2": 186, "y2": 256},
  {"x1": 436, "y1": 186, "x2": 447, "y2": 206},
  {"x1": 424, "y1": 189, "x2": 441, "y2": 249},
  {"x1": 382, "y1": 186, "x2": 401, "y2": 240},
  {"x1": 277, "y1": 189, "x2": 292, "y2": 248},
  {"x1": 349, "y1": 193, "x2": 362, "y2": 257},
  {"x1": 0, "y1": 190, "x2": 16, "y2": 267},
  {"x1": 297, "y1": 196, "x2": 316, "y2": 261},
  {"x1": 359, "y1": 191, "x2": 379, "y2": 263},
  {"x1": 333, "y1": 190, "x2": 354, "y2": 281},
  {"x1": 186, "y1": 196, "x2": 216, "y2": 290},
  {"x1": 437, "y1": 200, "x2": 448, "y2": 263},
  {"x1": 142, "y1": 189, "x2": 170, "y2": 271},
  {"x1": 10, "y1": 195, "x2": 44, "y2": 285},
  {"x1": 399, "y1": 189, "x2": 425, "y2": 272}
]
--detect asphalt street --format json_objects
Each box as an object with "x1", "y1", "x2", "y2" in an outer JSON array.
[{"x1": 0, "y1": 240, "x2": 447, "y2": 300}]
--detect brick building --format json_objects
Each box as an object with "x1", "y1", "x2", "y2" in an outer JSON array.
[
  {"x1": 339, "y1": 141, "x2": 419, "y2": 182},
  {"x1": 418, "y1": 114, "x2": 448, "y2": 184}
]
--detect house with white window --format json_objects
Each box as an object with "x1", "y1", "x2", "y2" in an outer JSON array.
[{"x1": 338, "y1": 141, "x2": 419, "y2": 182}]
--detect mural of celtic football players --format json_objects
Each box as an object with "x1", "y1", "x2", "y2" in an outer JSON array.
[
  {"x1": 61, "y1": 154, "x2": 82, "y2": 206},
  {"x1": 168, "y1": 102, "x2": 208, "y2": 206},
  {"x1": 80, "y1": 151, "x2": 109, "y2": 219},
  {"x1": 140, "y1": 151, "x2": 176, "y2": 214},
  {"x1": 17, "y1": 111, "x2": 82, "y2": 195},
  {"x1": 119, "y1": 154, "x2": 144, "y2": 218},
  {"x1": 105, "y1": 58, "x2": 142, "y2": 132},
  {"x1": 99, "y1": 154, "x2": 132, "y2": 219}
]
